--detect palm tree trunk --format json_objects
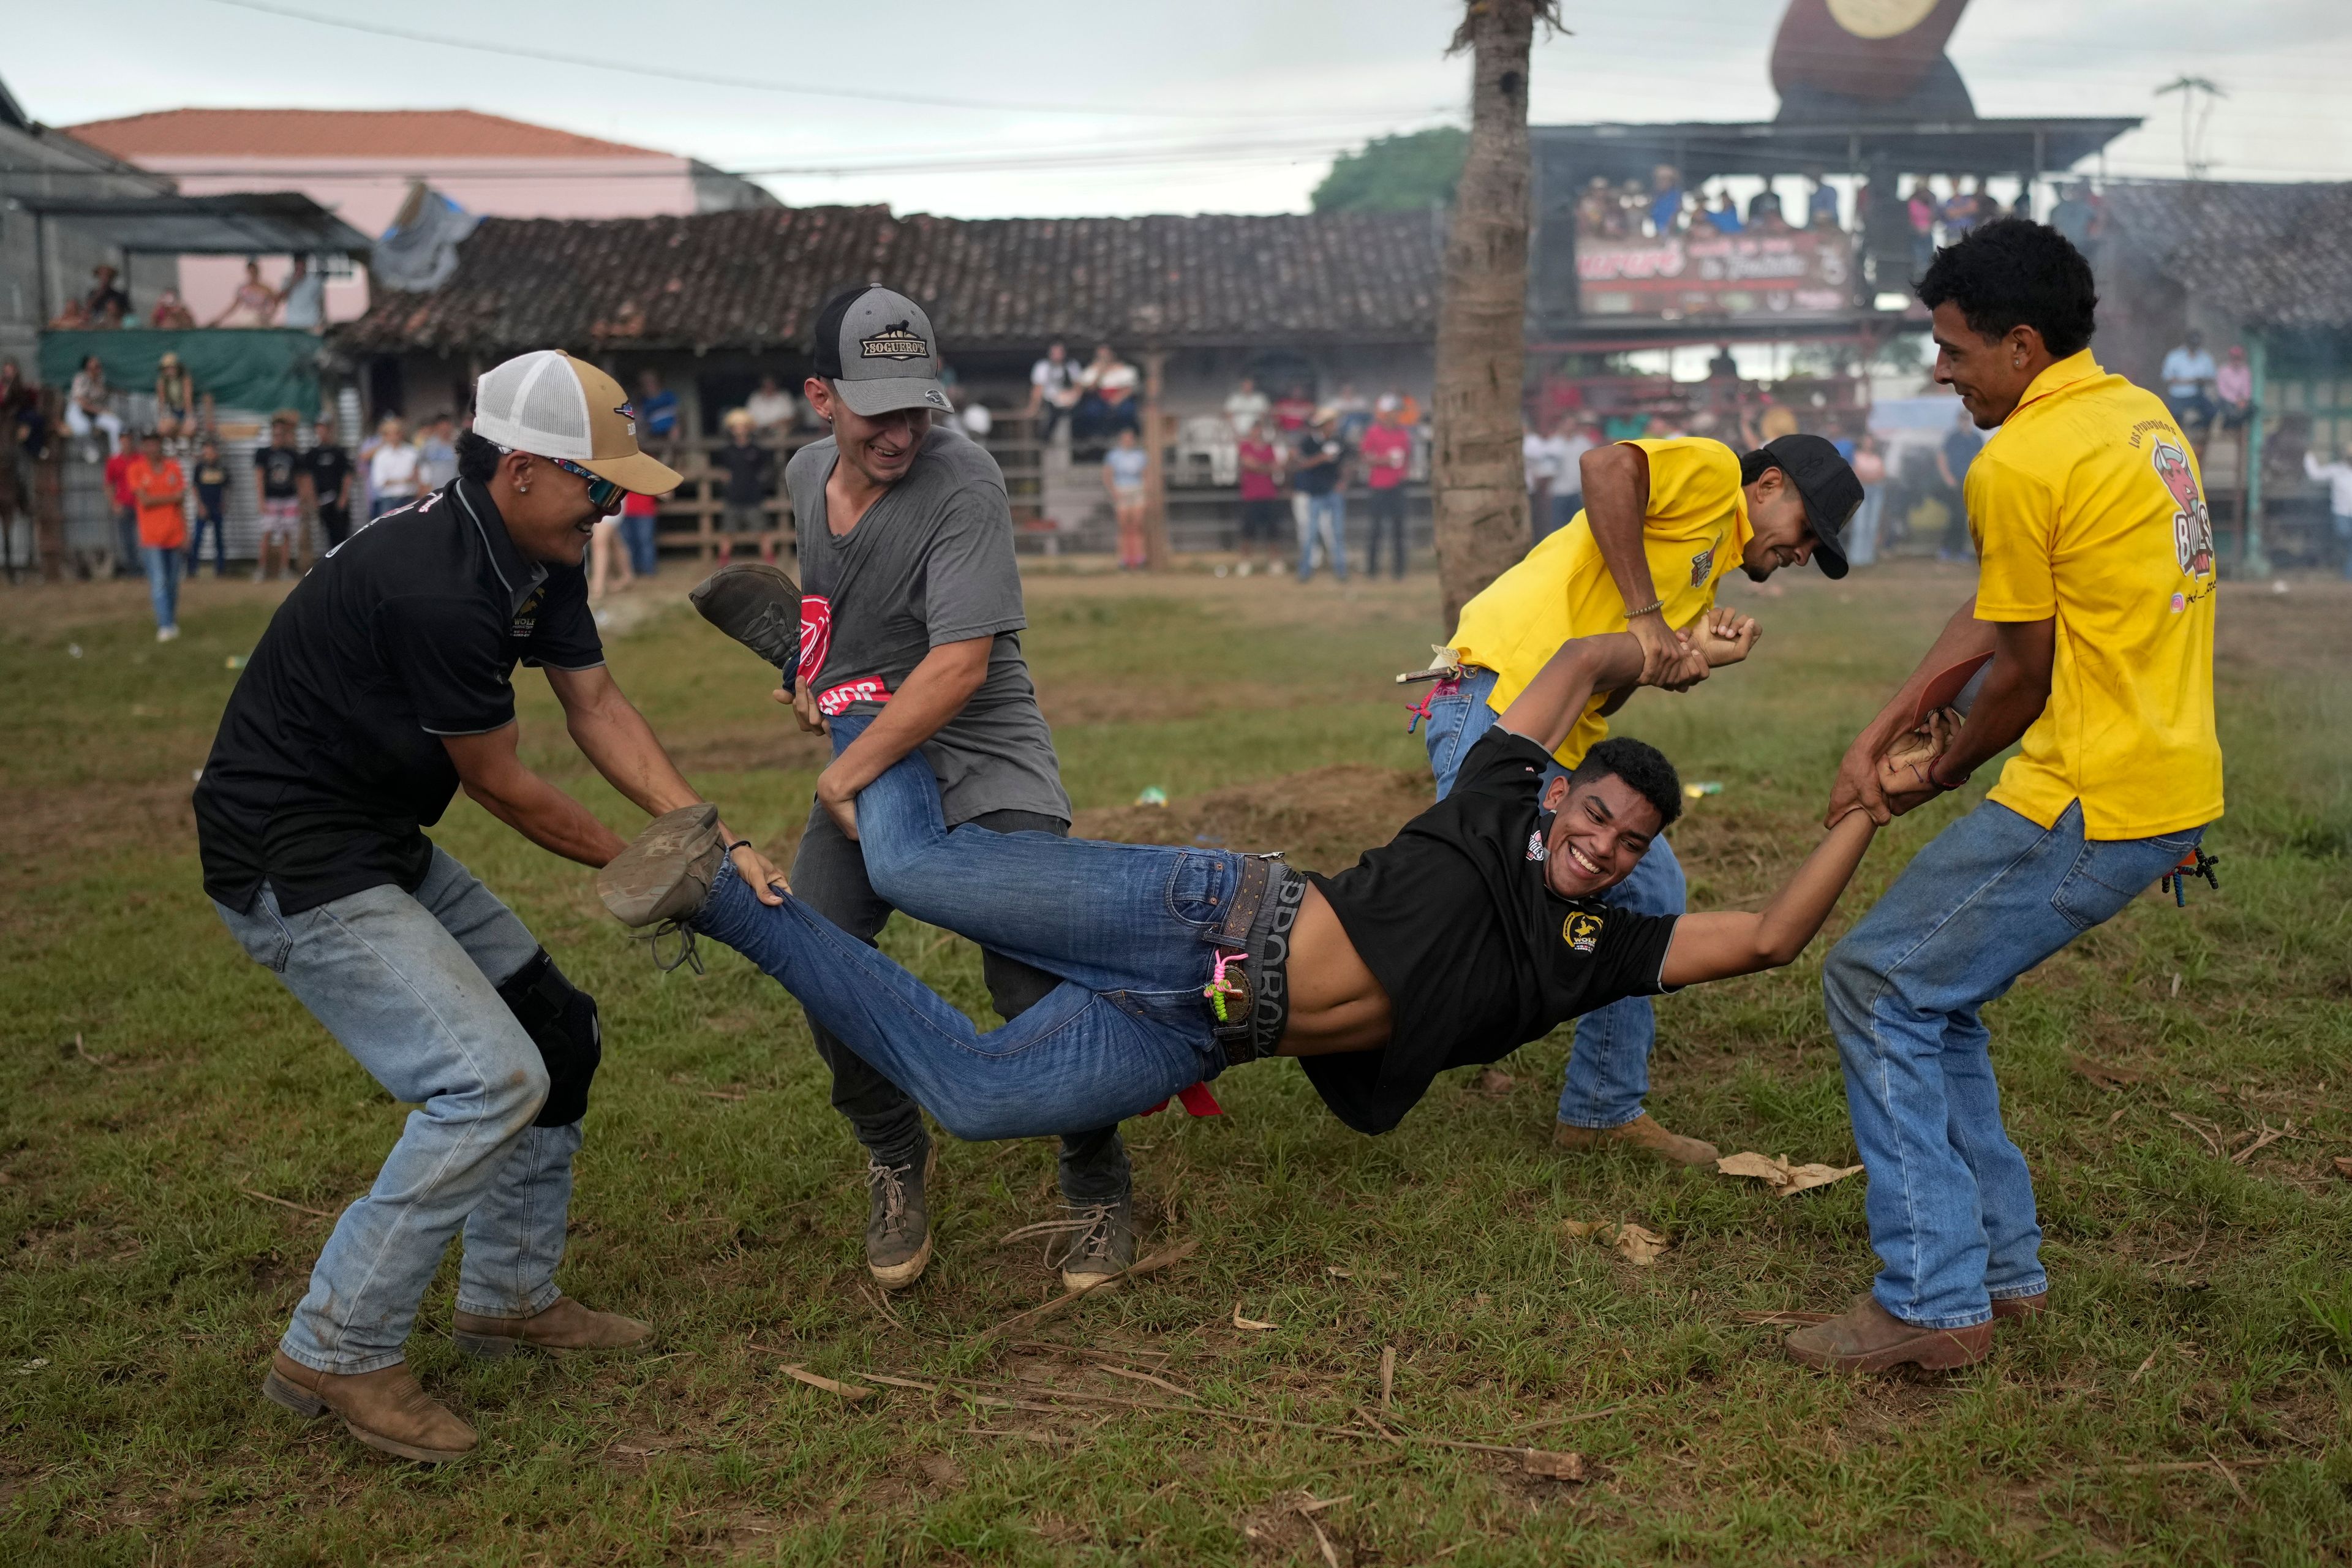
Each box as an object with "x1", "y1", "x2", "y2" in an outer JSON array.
[{"x1": 1433, "y1": 0, "x2": 1558, "y2": 628}]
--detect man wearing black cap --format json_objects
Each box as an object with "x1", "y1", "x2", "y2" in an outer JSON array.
[
  {"x1": 1418, "y1": 431, "x2": 1861, "y2": 1166},
  {"x1": 696, "y1": 284, "x2": 1132, "y2": 1294}
]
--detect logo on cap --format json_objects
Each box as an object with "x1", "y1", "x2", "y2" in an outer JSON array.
[
  {"x1": 613, "y1": 400, "x2": 637, "y2": 437},
  {"x1": 859, "y1": 322, "x2": 930, "y2": 361},
  {"x1": 924, "y1": 388, "x2": 952, "y2": 409}
]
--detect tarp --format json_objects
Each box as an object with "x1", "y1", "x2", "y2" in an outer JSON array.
[
  {"x1": 39, "y1": 329, "x2": 323, "y2": 423},
  {"x1": 371, "y1": 186, "x2": 479, "y2": 293}
]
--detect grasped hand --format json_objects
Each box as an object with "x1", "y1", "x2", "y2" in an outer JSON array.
[
  {"x1": 717, "y1": 827, "x2": 790, "y2": 906},
  {"x1": 775, "y1": 682, "x2": 828, "y2": 736},
  {"x1": 1875, "y1": 708, "x2": 1959, "y2": 816},
  {"x1": 1626, "y1": 612, "x2": 1686, "y2": 688},
  {"x1": 1687, "y1": 607, "x2": 1762, "y2": 668},
  {"x1": 815, "y1": 764, "x2": 859, "y2": 842}
]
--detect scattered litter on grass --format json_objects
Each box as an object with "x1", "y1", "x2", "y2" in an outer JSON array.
[
  {"x1": 1565, "y1": 1219, "x2": 1670, "y2": 1265},
  {"x1": 66, "y1": 644, "x2": 82, "y2": 658},
  {"x1": 1715, "y1": 1151, "x2": 1863, "y2": 1196},
  {"x1": 752, "y1": 1355, "x2": 873, "y2": 1401},
  {"x1": 1326, "y1": 1266, "x2": 1352, "y2": 1279},
  {"x1": 2069, "y1": 1054, "x2": 2147, "y2": 1091},
  {"x1": 1682, "y1": 781, "x2": 1723, "y2": 800},
  {"x1": 1233, "y1": 1303, "x2": 1278, "y2": 1331},
  {"x1": 2230, "y1": 1121, "x2": 2292, "y2": 1164},
  {"x1": 224, "y1": 652, "x2": 246, "y2": 669},
  {"x1": 2333, "y1": 1156, "x2": 2352, "y2": 1180},
  {"x1": 1379, "y1": 1346, "x2": 1396, "y2": 1409},
  {"x1": 1134, "y1": 785, "x2": 1168, "y2": 807},
  {"x1": 1521, "y1": 1449, "x2": 1587, "y2": 1480},
  {"x1": 2170, "y1": 971, "x2": 2184, "y2": 997},
  {"x1": 15, "y1": 1359, "x2": 47, "y2": 1374}
]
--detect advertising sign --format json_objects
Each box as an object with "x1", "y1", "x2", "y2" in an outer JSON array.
[{"x1": 1577, "y1": 230, "x2": 1855, "y2": 320}]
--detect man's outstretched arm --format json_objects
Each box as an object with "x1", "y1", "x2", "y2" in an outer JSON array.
[
  {"x1": 1824, "y1": 594, "x2": 1997, "y2": 826},
  {"x1": 1496, "y1": 632, "x2": 1647, "y2": 754},
  {"x1": 1658, "y1": 810, "x2": 1879, "y2": 987}
]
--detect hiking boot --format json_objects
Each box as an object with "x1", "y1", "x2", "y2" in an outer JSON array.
[
  {"x1": 1784, "y1": 1294, "x2": 1992, "y2": 1373},
  {"x1": 597, "y1": 804, "x2": 723, "y2": 929},
  {"x1": 1004, "y1": 1196, "x2": 1138, "y2": 1292},
  {"x1": 451, "y1": 1295, "x2": 651, "y2": 1359},
  {"x1": 261, "y1": 1352, "x2": 477, "y2": 1464},
  {"x1": 865, "y1": 1141, "x2": 938, "y2": 1291},
  {"x1": 690, "y1": 563, "x2": 802, "y2": 675},
  {"x1": 1991, "y1": 1292, "x2": 2047, "y2": 1322},
  {"x1": 1553, "y1": 1112, "x2": 1719, "y2": 1168}
]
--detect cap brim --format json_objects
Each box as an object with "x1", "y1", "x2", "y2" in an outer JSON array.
[
  {"x1": 1809, "y1": 526, "x2": 1850, "y2": 579},
  {"x1": 833, "y1": 375, "x2": 952, "y2": 418},
  {"x1": 580, "y1": 448, "x2": 683, "y2": 496}
]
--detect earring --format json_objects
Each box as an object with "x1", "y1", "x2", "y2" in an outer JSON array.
[{"x1": 518, "y1": 483, "x2": 529, "y2": 493}]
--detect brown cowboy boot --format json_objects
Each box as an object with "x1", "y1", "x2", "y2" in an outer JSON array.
[
  {"x1": 451, "y1": 1295, "x2": 651, "y2": 1359},
  {"x1": 1991, "y1": 1292, "x2": 2047, "y2": 1321},
  {"x1": 1784, "y1": 1294, "x2": 1991, "y2": 1373},
  {"x1": 1553, "y1": 1112, "x2": 1719, "y2": 1168},
  {"x1": 262, "y1": 1352, "x2": 477, "y2": 1463}
]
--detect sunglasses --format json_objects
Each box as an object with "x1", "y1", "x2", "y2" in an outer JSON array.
[{"x1": 496, "y1": 443, "x2": 627, "y2": 511}]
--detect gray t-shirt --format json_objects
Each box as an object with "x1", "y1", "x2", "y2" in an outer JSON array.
[{"x1": 787, "y1": 424, "x2": 1070, "y2": 827}]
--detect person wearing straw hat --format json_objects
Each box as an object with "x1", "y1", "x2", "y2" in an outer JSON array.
[{"x1": 194, "y1": 349, "x2": 788, "y2": 1465}]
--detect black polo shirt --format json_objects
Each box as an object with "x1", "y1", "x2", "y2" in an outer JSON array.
[{"x1": 194, "y1": 479, "x2": 603, "y2": 915}]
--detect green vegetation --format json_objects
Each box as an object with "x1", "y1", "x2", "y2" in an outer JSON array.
[
  {"x1": 4, "y1": 564, "x2": 2348, "y2": 1564},
  {"x1": 1310, "y1": 127, "x2": 1468, "y2": 214}
]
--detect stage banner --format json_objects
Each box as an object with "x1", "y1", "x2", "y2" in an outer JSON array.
[{"x1": 1577, "y1": 230, "x2": 1855, "y2": 320}]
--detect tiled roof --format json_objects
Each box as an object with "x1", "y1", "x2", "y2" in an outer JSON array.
[
  {"x1": 336, "y1": 204, "x2": 1447, "y2": 353},
  {"x1": 2100, "y1": 179, "x2": 2352, "y2": 330},
  {"x1": 63, "y1": 108, "x2": 673, "y2": 163}
]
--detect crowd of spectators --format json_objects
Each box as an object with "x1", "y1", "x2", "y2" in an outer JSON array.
[{"x1": 48, "y1": 257, "x2": 330, "y2": 332}]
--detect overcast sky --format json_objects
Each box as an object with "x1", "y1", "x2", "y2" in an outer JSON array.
[{"x1": 14, "y1": 1, "x2": 2352, "y2": 217}]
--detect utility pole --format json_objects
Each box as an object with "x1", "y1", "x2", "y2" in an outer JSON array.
[{"x1": 2154, "y1": 75, "x2": 2225, "y2": 180}]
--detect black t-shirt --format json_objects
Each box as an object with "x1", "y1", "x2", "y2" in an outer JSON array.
[
  {"x1": 1300, "y1": 728, "x2": 1679, "y2": 1134},
  {"x1": 717, "y1": 440, "x2": 773, "y2": 505},
  {"x1": 194, "y1": 480, "x2": 604, "y2": 915},
  {"x1": 1292, "y1": 432, "x2": 1343, "y2": 496},
  {"x1": 254, "y1": 443, "x2": 303, "y2": 500},
  {"x1": 194, "y1": 461, "x2": 228, "y2": 511},
  {"x1": 302, "y1": 444, "x2": 353, "y2": 513}
]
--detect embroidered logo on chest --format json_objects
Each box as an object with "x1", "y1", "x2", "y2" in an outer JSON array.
[
  {"x1": 1688, "y1": 545, "x2": 1716, "y2": 586},
  {"x1": 1526, "y1": 829, "x2": 1548, "y2": 862},
  {"x1": 1563, "y1": 911, "x2": 1604, "y2": 953}
]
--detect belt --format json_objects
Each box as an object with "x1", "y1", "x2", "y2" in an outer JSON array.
[{"x1": 1202, "y1": 854, "x2": 1301, "y2": 1066}]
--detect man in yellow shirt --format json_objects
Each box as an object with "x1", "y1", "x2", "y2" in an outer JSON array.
[
  {"x1": 1423, "y1": 430, "x2": 1861, "y2": 1166},
  {"x1": 1795, "y1": 219, "x2": 2222, "y2": 1373}
]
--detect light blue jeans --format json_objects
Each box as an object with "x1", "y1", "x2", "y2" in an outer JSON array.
[
  {"x1": 141, "y1": 544, "x2": 182, "y2": 633},
  {"x1": 1824, "y1": 799, "x2": 2208, "y2": 1329},
  {"x1": 213, "y1": 848, "x2": 577, "y2": 1374},
  {"x1": 1296, "y1": 491, "x2": 1347, "y2": 581},
  {"x1": 1420, "y1": 666, "x2": 1685, "y2": 1129},
  {"x1": 687, "y1": 726, "x2": 1238, "y2": 1141}
]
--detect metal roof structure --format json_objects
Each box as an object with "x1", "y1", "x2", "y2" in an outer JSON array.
[
  {"x1": 15, "y1": 192, "x2": 374, "y2": 257},
  {"x1": 1533, "y1": 116, "x2": 2142, "y2": 184}
]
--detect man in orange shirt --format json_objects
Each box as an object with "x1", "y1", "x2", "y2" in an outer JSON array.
[{"x1": 126, "y1": 429, "x2": 188, "y2": 643}]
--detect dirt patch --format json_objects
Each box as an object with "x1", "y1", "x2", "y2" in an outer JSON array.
[{"x1": 1075, "y1": 764, "x2": 1431, "y2": 874}]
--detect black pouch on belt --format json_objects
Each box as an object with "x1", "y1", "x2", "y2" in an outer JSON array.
[{"x1": 497, "y1": 948, "x2": 603, "y2": 1128}]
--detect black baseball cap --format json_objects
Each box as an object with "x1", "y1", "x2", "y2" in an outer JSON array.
[
  {"x1": 1746, "y1": 433, "x2": 1863, "y2": 579},
  {"x1": 809, "y1": 285, "x2": 953, "y2": 418}
]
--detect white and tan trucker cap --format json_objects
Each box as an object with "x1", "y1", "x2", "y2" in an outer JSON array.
[{"x1": 473, "y1": 350, "x2": 682, "y2": 494}]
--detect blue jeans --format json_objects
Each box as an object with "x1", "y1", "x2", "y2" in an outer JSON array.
[
  {"x1": 1420, "y1": 665, "x2": 1686, "y2": 1129},
  {"x1": 141, "y1": 544, "x2": 182, "y2": 632},
  {"x1": 622, "y1": 511, "x2": 659, "y2": 576},
  {"x1": 187, "y1": 505, "x2": 227, "y2": 575},
  {"x1": 690, "y1": 745, "x2": 1238, "y2": 1142},
  {"x1": 1297, "y1": 491, "x2": 1346, "y2": 581},
  {"x1": 1823, "y1": 800, "x2": 2207, "y2": 1329},
  {"x1": 213, "y1": 848, "x2": 576, "y2": 1374}
]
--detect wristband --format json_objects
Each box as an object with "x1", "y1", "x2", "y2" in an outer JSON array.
[
  {"x1": 724, "y1": 839, "x2": 752, "y2": 855},
  {"x1": 1624, "y1": 599, "x2": 1665, "y2": 620},
  {"x1": 1924, "y1": 758, "x2": 1969, "y2": 793}
]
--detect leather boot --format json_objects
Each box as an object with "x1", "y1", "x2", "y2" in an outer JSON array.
[
  {"x1": 1991, "y1": 1291, "x2": 2047, "y2": 1321},
  {"x1": 451, "y1": 1295, "x2": 651, "y2": 1359},
  {"x1": 1784, "y1": 1294, "x2": 1992, "y2": 1373},
  {"x1": 262, "y1": 1352, "x2": 477, "y2": 1463},
  {"x1": 1553, "y1": 1112, "x2": 1719, "y2": 1167}
]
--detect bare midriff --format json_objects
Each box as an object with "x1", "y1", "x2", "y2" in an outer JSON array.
[{"x1": 1274, "y1": 883, "x2": 1393, "y2": 1057}]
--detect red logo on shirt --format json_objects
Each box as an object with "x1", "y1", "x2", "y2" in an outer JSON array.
[
  {"x1": 797, "y1": 594, "x2": 832, "y2": 689},
  {"x1": 2151, "y1": 437, "x2": 2214, "y2": 578},
  {"x1": 816, "y1": 677, "x2": 893, "y2": 716}
]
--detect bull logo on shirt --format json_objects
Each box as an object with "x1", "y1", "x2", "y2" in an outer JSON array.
[
  {"x1": 1563, "y1": 911, "x2": 1604, "y2": 954},
  {"x1": 797, "y1": 594, "x2": 833, "y2": 690},
  {"x1": 2151, "y1": 436, "x2": 2214, "y2": 578},
  {"x1": 511, "y1": 587, "x2": 542, "y2": 639},
  {"x1": 1688, "y1": 545, "x2": 1716, "y2": 586}
]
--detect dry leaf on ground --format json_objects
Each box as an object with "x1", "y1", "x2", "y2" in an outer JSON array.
[
  {"x1": 1715, "y1": 1151, "x2": 1864, "y2": 1197},
  {"x1": 1233, "y1": 1302, "x2": 1278, "y2": 1331},
  {"x1": 1521, "y1": 1448, "x2": 1588, "y2": 1480},
  {"x1": 2332, "y1": 1155, "x2": 2352, "y2": 1180},
  {"x1": 1564, "y1": 1219, "x2": 1670, "y2": 1265}
]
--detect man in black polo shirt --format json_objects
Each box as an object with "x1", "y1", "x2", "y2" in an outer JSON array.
[
  {"x1": 298, "y1": 414, "x2": 355, "y2": 551},
  {"x1": 196, "y1": 349, "x2": 785, "y2": 1466}
]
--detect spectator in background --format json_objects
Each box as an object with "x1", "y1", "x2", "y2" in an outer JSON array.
[
  {"x1": 149, "y1": 287, "x2": 197, "y2": 331},
  {"x1": 2049, "y1": 181, "x2": 2099, "y2": 251},
  {"x1": 279, "y1": 255, "x2": 325, "y2": 331},
  {"x1": 1292, "y1": 409, "x2": 1347, "y2": 582},
  {"x1": 414, "y1": 413, "x2": 459, "y2": 492},
  {"x1": 85, "y1": 264, "x2": 130, "y2": 322},
  {"x1": 1906, "y1": 179, "x2": 1938, "y2": 273},
  {"x1": 1224, "y1": 373, "x2": 1271, "y2": 437},
  {"x1": 1272, "y1": 382, "x2": 1316, "y2": 434},
  {"x1": 301, "y1": 415, "x2": 355, "y2": 551},
  {"x1": 187, "y1": 437, "x2": 229, "y2": 579},
  {"x1": 1746, "y1": 183, "x2": 1784, "y2": 228},
  {"x1": 2160, "y1": 331, "x2": 2218, "y2": 433},
  {"x1": 1102, "y1": 426, "x2": 1150, "y2": 570},
  {"x1": 1648, "y1": 164, "x2": 1684, "y2": 237},
  {"x1": 744, "y1": 373, "x2": 797, "y2": 437},
  {"x1": 127, "y1": 430, "x2": 187, "y2": 642},
  {"x1": 1025, "y1": 341, "x2": 1082, "y2": 441},
  {"x1": 619, "y1": 483, "x2": 662, "y2": 578},
  {"x1": 1382, "y1": 383, "x2": 1423, "y2": 426},
  {"x1": 1522, "y1": 418, "x2": 1556, "y2": 543},
  {"x1": 365, "y1": 415, "x2": 421, "y2": 519},
  {"x1": 1074, "y1": 344, "x2": 1139, "y2": 446},
  {"x1": 635, "y1": 370, "x2": 680, "y2": 443},
  {"x1": 96, "y1": 296, "x2": 130, "y2": 330},
  {"x1": 1575, "y1": 176, "x2": 1612, "y2": 236},
  {"x1": 1704, "y1": 187, "x2": 1743, "y2": 236},
  {"x1": 1847, "y1": 431, "x2": 1886, "y2": 568},
  {"x1": 1360, "y1": 395, "x2": 1412, "y2": 578},
  {"x1": 1806, "y1": 171, "x2": 1841, "y2": 230},
  {"x1": 1936, "y1": 405, "x2": 1981, "y2": 561},
  {"x1": 2213, "y1": 345, "x2": 2253, "y2": 431},
  {"x1": 210, "y1": 260, "x2": 280, "y2": 328},
  {"x1": 1939, "y1": 175, "x2": 1986, "y2": 239},
  {"x1": 1331, "y1": 381, "x2": 1372, "y2": 447},
  {"x1": 959, "y1": 397, "x2": 993, "y2": 439},
  {"x1": 1545, "y1": 418, "x2": 1595, "y2": 538},
  {"x1": 155, "y1": 352, "x2": 200, "y2": 439},
  {"x1": 1235, "y1": 416, "x2": 1284, "y2": 574},
  {"x1": 715, "y1": 409, "x2": 776, "y2": 565},
  {"x1": 589, "y1": 501, "x2": 634, "y2": 604},
  {"x1": 252, "y1": 411, "x2": 306, "y2": 581},
  {"x1": 104, "y1": 437, "x2": 138, "y2": 576},
  {"x1": 1613, "y1": 179, "x2": 1646, "y2": 236},
  {"x1": 2304, "y1": 443, "x2": 2352, "y2": 579},
  {"x1": 49, "y1": 298, "x2": 91, "y2": 330},
  {"x1": 67, "y1": 355, "x2": 124, "y2": 453}
]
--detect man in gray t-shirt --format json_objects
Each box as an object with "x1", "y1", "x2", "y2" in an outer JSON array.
[{"x1": 775, "y1": 285, "x2": 1131, "y2": 1294}]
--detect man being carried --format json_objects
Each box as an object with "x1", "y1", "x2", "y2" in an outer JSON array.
[
  {"x1": 694, "y1": 285, "x2": 1135, "y2": 1294},
  {"x1": 196, "y1": 351, "x2": 785, "y2": 1464},
  {"x1": 600, "y1": 599, "x2": 1941, "y2": 1154},
  {"x1": 1800, "y1": 219, "x2": 2222, "y2": 1373},
  {"x1": 1420, "y1": 429, "x2": 1861, "y2": 1166}
]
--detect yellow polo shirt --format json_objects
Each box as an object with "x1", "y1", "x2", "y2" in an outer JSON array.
[
  {"x1": 1970, "y1": 352, "x2": 2223, "y2": 838},
  {"x1": 1450, "y1": 437, "x2": 1754, "y2": 767}
]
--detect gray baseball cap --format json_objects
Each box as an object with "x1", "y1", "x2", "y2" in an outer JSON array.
[{"x1": 810, "y1": 285, "x2": 953, "y2": 418}]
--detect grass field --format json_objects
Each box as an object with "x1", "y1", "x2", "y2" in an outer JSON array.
[{"x1": 4, "y1": 557, "x2": 2349, "y2": 1566}]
